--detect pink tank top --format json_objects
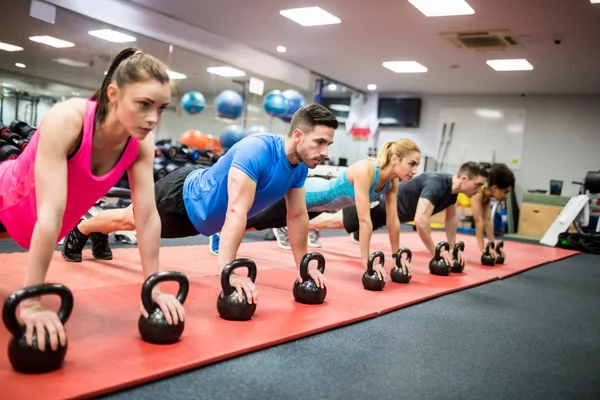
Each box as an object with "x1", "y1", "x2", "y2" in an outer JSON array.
[{"x1": 0, "y1": 100, "x2": 140, "y2": 249}]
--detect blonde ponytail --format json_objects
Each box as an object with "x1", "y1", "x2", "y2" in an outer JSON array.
[{"x1": 375, "y1": 138, "x2": 421, "y2": 168}]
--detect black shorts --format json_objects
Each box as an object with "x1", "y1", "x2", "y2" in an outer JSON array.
[
  {"x1": 246, "y1": 198, "x2": 323, "y2": 231},
  {"x1": 154, "y1": 165, "x2": 204, "y2": 238},
  {"x1": 342, "y1": 201, "x2": 388, "y2": 233}
]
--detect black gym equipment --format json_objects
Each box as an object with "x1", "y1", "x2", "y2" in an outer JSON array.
[
  {"x1": 362, "y1": 251, "x2": 386, "y2": 291},
  {"x1": 390, "y1": 248, "x2": 412, "y2": 284},
  {"x1": 293, "y1": 252, "x2": 327, "y2": 305},
  {"x1": 429, "y1": 241, "x2": 451, "y2": 276},
  {"x1": 451, "y1": 241, "x2": 466, "y2": 273},
  {"x1": 217, "y1": 258, "x2": 258, "y2": 321},
  {"x1": 138, "y1": 271, "x2": 189, "y2": 345},
  {"x1": 481, "y1": 240, "x2": 496, "y2": 266},
  {"x1": 495, "y1": 240, "x2": 505, "y2": 264},
  {"x1": 2, "y1": 283, "x2": 74, "y2": 374}
]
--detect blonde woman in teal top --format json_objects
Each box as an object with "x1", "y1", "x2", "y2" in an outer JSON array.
[{"x1": 246, "y1": 138, "x2": 421, "y2": 282}]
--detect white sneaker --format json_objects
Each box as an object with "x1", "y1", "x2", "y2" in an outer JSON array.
[
  {"x1": 350, "y1": 231, "x2": 359, "y2": 244},
  {"x1": 308, "y1": 230, "x2": 322, "y2": 248},
  {"x1": 272, "y1": 227, "x2": 291, "y2": 250}
]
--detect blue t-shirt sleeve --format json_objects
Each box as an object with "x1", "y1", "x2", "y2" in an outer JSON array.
[
  {"x1": 230, "y1": 137, "x2": 269, "y2": 183},
  {"x1": 291, "y1": 166, "x2": 308, "y2": 189}
]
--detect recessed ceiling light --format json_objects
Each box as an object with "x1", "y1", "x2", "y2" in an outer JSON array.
[
  {"x1": 279, "y1": 6, "x2": 341, "y2": 27},
  {"x1": 71, "y1": 91, "x2": 80, "y2": 96},
  {"x1": 328, "y1": 84, "x2": 337, "y2": 90},
  {"x1": 53, "y1": 58, "x2": 89, "y2": 67},
  {"x1": 88, "y1": 29, "x2": 137, "y2": 43},
  {"x1": 0, "y1": 41, "x2": 24, "y2": 52},
  {"x1": 367, "y1": 84, "x2": 377, "y2": 91},
  {"x1": 329, "y1": 104, "x2": 351, "y2": 112},
  {"x1": 382, "y1": 61, "x2": 428, "y2": 73},
  {"x1": 167, "y1": 70, "x2": 187, "y2": 80},
  {"x1": 15, "y1": 63, "x2": 26, "y2": 68},
  {"x1": 476, "y1": 109, "x2": 504, "y2": 119},
  {"x1": 29, "y1": 35, "x2": 75, "y2": 48},
  {"x1": 277, "y1": 46, "x2": 287, "y2": 53},
  {"x1": 486, "y1": 58, "x2": 534, "y2": 71},
  {"x1": 409, "y1": 0, "x2": 475, "y2": 17},
  {"x1": 207, "y1": 66, "x2": 246, "y2": 77},
  {"x1": 591, "y1": 0, "x2": 600, "y2": 4}
]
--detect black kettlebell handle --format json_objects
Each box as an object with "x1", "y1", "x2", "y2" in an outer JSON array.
[
  {"x1": 485, "y1": 240, "x2": 496, "y2": 254},
  {"x1": 435, "y1": 241, "x2": 450, "y2": 259},
  {"x1": 395, "y1": 248, "x2": 412, "y2": 264},
  {"x1": 367, "y1": 251, "x2": 385, "y2": 275},
  {"x1": 2, "y1": 283, "x2": 74, "y2": 338},
  {"x1": 453, "y1": 242, "x2": 465, "y2": 259},
  {"x1": 141, "y1": 271, "x2": 189, "y2": 315},
  {"x1": 299, "y1": 252, "x2": 325, "y2": 281},
  {"x1": 221, "y1": 258, "x2": 258, "y2": 296},
  {"x1": 496, "y1": 240, "x2": 504, "y2": 252}
]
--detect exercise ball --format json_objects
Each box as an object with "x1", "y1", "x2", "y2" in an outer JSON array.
[
  {"x1": 220, "y1": 125, "x2": 247, "y2": 151},
  {"x1": 181, "y1": 91, "x2": 206, "y2": 115},
  {"x1": 247, "y1": 125, "x2": 270, "y2": 135},
  {"x1": 207, "y1": 135, "x2": 223, "y2": 155},
  {"x1": 216, "y1": 90, "x2": 244, "y2": 119},
  {"x1": 280, "y1": 89, "x2": 306, "y2": 123},
  {"x1": 263, "y1": 90, "x2": 288, "y2": 117},
  {"x1": 180, "y1": 130, "x2": 210, "y2": 150}
]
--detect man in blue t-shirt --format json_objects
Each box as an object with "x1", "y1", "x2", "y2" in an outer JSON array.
[{"x1": 61, "y1": 103, "x2": 338, "y2": 305}]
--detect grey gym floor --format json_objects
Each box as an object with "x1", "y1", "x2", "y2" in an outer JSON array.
[{"x1": 2, "y1": 228, "x2": 599, "y2": 399}]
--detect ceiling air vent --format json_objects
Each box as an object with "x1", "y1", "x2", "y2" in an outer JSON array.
[{"x1": 441, "y1": 30, "x2": 522, "y2": 51}]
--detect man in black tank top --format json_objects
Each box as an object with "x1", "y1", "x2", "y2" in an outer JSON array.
[{"x1": 343, "y1": 162, "x2": 488, "y2": 265}]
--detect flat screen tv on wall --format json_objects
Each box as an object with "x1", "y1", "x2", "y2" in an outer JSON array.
[{"x1": 377, "y1": 97, "x2": 422, "y2": 128}]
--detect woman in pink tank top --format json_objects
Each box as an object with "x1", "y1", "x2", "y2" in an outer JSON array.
[{"x1": 0, "y1": 47, "x2": 184, "y2": 352}]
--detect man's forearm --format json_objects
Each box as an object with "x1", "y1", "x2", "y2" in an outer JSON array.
[
  {"x1": 218, "y1": 211, "x2": 247, "y2": 269},
  {"x1": 416, "y1": 218, "x2": 436, "y2": 255},
  {"x1": 286, "y1": 213, "x2": 308, "y2": 269},
  {"x1": 136, "y1": 212, "x2": 161, "y2": 279},
  {"x1": 445, "y1": 217, "x2": 457, "y2": 249},
  {"x1": 386, "y1": 218, "x2": 400, "y2": 255}
]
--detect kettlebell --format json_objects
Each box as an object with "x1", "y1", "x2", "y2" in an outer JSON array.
[
  {"x1": 362, "y1": 251, "x2": 386, "y2": 291},
  {"x1": 293, "y1": 252, "x2": 327, "y2": 305},
  {"x1": 390, "y1": 248, "x2": 412, "y2": 284},
  {"x1": 451, "y1": 241, "x2": 466, "y2": 273},
  {"x1": 217, "y1": 258, "x2": 258, "y2": 321},
  {"x1": 429, "y1": 241, "x2": 451, "y2": 276},
  {"x1": 481, "y1": 240, "x2": 496, "y2": 266},
  {"x1": 138, "y1": 271, "x2": 189, "y2": 345},
  {"x1": 2, "y1": 283, "x2": 74, "y2": 374},
  {"x1": 495, "y1": 240, "x2": 505, "y2": 264}
]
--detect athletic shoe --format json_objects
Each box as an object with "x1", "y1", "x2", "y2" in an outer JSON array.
[
  {"x1": 61, "y1": 224, "x2": 88, "y2": 262},
  {"x1": 89, "y1": 232, "x2": 113, "y2": 260},
  {"x1": 272, "y1": 227, "x2": 291, "y2": 250},
  {"x1": 350, "y1": 231, "x2": 359, "y2": 244},
  {"x1": 209, "y1": 233, "x2": 220, "y2": 256},
  {"x1": 308, "y1": 230, "x2": 322, "y2": 248}
]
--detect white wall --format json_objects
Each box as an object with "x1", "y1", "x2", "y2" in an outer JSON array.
[
  {"x1": 328, "y1": 93, "x2": 600, "y2": 202},
  {"x1": 1, "y1": 96, "x2": 56, "y2": 128}
]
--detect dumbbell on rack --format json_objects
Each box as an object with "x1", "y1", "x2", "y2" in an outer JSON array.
[
  {"x1": 9, "y1": 120, "x2": 36, "y2": 141},
  {"x1": 0, "y1": 123, "x2": 23, "y2": 162}
]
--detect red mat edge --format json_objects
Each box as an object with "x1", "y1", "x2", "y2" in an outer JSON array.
[
  {"x1": 73, "y1": 312, "x2": 377, "y2": 400},
  {"x1": 496, "y1": 252, "x2": 581, "y2": 280}
]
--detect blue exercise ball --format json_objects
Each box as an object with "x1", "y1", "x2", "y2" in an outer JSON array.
[
  {"x1": 181, "y1": 91, "x2": 206, "y2": 115},
  {"x1": 263, "y1": 90, "x2": 288, "y2": 117},
  {"x1": 216, "y1": 90, "x2": 244, "y2": 119},
  {"x1": 220, "y1": 124, "x2": 247, "y2": 151},
  {"x1": 280, "y1": 89, "x2": 306, "y2": 122}
]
